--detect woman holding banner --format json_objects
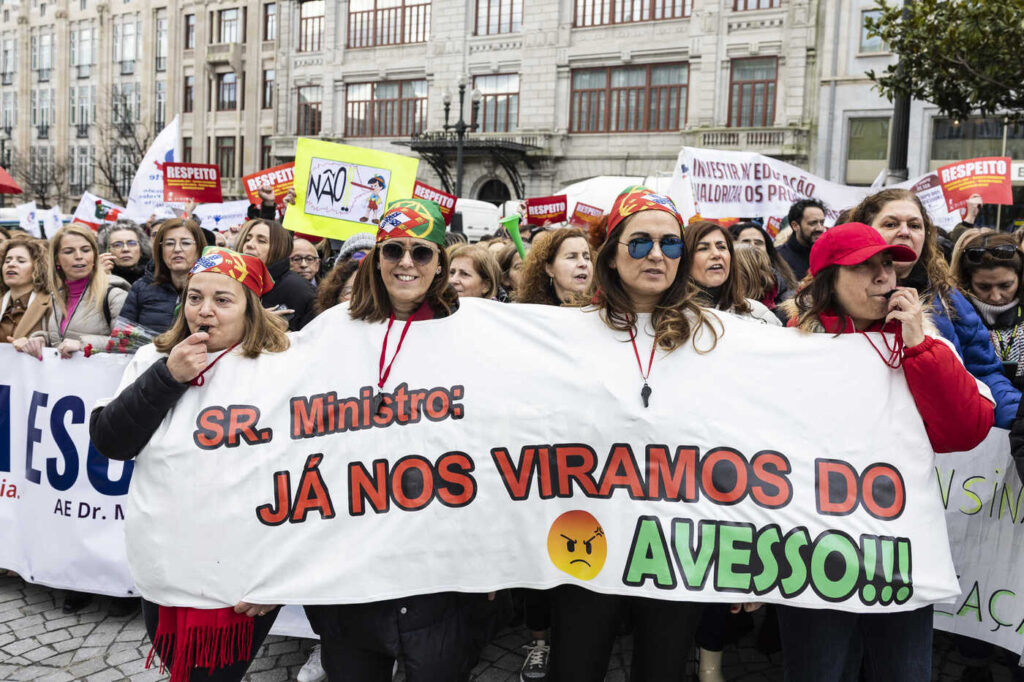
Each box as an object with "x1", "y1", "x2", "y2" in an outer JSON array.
[
  {"x1": 782, "y1": 222, "x2": 994, "y2": 680},
  {"x1": 1, "y1": 236, "x2": 51, "y2": 343},
  {"x1": 234, "y1": 218, "x2": 315, "y2": 331},
  {"x1": 301, "y1": 198, "x2": 473, "y2": 682},
  {"x1": 852, "y1": 188, "x2": 1020, "y2": 428},
  {"x1": 89, "y1": 246, "x2": 287, "y2": 681},
  {"x1": 546, "y1": 186, "x2": 719, "y2": 682}
]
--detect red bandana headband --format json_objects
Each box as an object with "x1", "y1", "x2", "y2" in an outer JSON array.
[
  {"x1": 606, "y1": 185, "x2": 684, "y2": 236},
  {"x1": 189, "y1": 246, "x2": 274, "y2": 297}
]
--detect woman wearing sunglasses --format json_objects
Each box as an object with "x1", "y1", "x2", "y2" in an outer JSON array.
[
  {"x1": 952, "y1": 230, "x2": 1024, "y2": 389},
  {"x1": 684, "y1": 220, "x2": 781, "y2": 327},
  {"x1": 851, "y1": 188, "x2": 1019, "y2": 428},
  {"x1": 546, "y1": 186, "x2": 720, "y2": 682},
  {"x1": 303, "y1": 199, "x2": 473, "y2": 682}
]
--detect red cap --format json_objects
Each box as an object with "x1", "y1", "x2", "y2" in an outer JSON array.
[{"x1": 809, "y1": 222, "x2": 917, "y2": 277}]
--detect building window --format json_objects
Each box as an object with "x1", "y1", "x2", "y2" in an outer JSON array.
[
  {"x1": 155, "y1": 9, "x2": 168, "y2": 71},
  {"x1": 183, "y1": 75, "x2": 194, "y2": 113},
  {"x1": 347, "y1": 0, "x2": 430, "y2": 49},
  {"x1": 264, "y1": 3, "x2": 277, "y2": 40},
  {"x1": 296, "y1": 86, "x2": 322, "y2": 135},
  {"x1": 218, "y1": 8, "x2": 240, "y2": 43},
  {"x1": 262, "y1": 69, "x2": 275, "y2": 109},
  {"x1": 1, "y1": 38, "x2": 16, "y2": 81},
  {"x1": 728, "y1": 57, "x2": 776, "y2": 127},
  {"x1": 112, "y1": 17, "x2": 139, "y2": 71},
  {"x1": 217, "y1": 72, "x2": 237, "y2": 111},
  {"x1": 111, "y1": 82, "x2": 140, "y2": 126},
  {"x1": 931, "y1": 117, "x2": 1024, "y2": 162},
  {"x1": 573, "y1": 0, "x2": 690, "y2": 27},
  {"x1": 260, "y1": 135, "x2": 273, "y2": 169},
  {"x1": 184, "y1": 14, "x2": 196, "y2": 49},
  {"x1": 570, "y1": 63, "x2": 687, "y2": 133},
  {"x1": 475, "y1": 0, "x2": 521, "y2": 35},
  {"x1": 298, "y1": 1, "x2": 325, "y2": 52},
  {"x1": 472, "y1": 74, "x2": 519, "y2": 132},
  {"x1": 31, "y1": 31, "x2": 54, "y2": 80},
  {"x1": 845, "y1": 117, "x2": 889, "y2": 185},
  {"x1": 733, "y1": 0, "x2": 780, "y2": 10},
  {"x1": 70, "y1": 24, "x2": 96, "y2": 76},
  {"x1": 154, "y1": 80, "x2": 166, "y2": 130},
  {"x1": 182, "y1": 136, "x2": 192, "y2": 164},
  {"x1": 346, "y1": 80, "x2": 427, "y2": 137},
  {"x1": 859, "y1": 9, "x2": 887, "y2": 53},
  {"x1": 215, "y1": 136, "x2": 236, "y2": 178}
]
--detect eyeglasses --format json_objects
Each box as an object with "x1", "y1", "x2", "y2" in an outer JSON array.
[
  {"x1": 290, "y1": 255, "x2": 320, "y2": 265},
  {"x1": 163, "y1": 239, "x2": 196, "y2": 251},
  {"x1": 620, "y1": 236, "x2": 684, "y2": 260},
  {"x1": 380, "y1": 242, "x2": 437, "y2": 265},
  {"x1": 110, "y1": 240, "x2": 139, "y2": 250},
  {"x1": 964, "y1": 244, "x2": 1018, "y2": 265}
]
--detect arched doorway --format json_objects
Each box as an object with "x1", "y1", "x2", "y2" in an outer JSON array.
[{"x1": 477, "y1": 179, "x2": 511, "y2": 206}]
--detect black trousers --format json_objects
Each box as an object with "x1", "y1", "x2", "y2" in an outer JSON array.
[
  {"x1": 141, "y1": 599, "x2": 279, "y2": 682},
  {"x1": 549, "y1": 585, "x2": 702, "y2": 682},
  {"x1": 304, "y1": 592, "x2": 473, "y2": 682}
]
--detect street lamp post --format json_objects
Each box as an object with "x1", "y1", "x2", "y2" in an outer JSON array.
[
  {"x1": 0, "y1": 126, "x2": 9, "y2": 208},
  {"x1": 442, "y1": 76, "x2": 482, "y2": 198}
]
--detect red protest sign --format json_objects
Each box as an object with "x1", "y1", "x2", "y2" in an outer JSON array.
[
  {"x1": 526, "y1": 195, "x2": 567, "y2": 226},
  {"x1": 163, "y1": 163, "x2": 222, "y2": 203},
  {"x1": 938, "y1": 157, "x2": 1013, "y2": 213},
  {"x1": 569, "y1": 202, "x2": 604, "y2": 228},
  {"x1": 412, "y1": 181, "x2": 458, "y2": 225},
  {"x1": 242, "y1": 163, "x2": 296, "y2": 207}
]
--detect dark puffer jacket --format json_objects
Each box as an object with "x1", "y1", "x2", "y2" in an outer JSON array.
[
  {"x1": 119, "y1": 271, "x2": 182, "y2": 333},
  {"x1": 263, "y1": 258, "x2": 315, "y2": 331}
]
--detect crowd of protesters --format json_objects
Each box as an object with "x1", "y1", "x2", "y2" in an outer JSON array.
[{"x1": 2, "y1": 180, "x2": 1023, "y2": 682}]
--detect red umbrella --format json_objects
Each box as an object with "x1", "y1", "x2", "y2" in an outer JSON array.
[{"x1": 0, "y1": 166, "x2": 22, "y2": 195}]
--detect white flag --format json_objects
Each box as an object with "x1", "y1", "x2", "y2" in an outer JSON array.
[
  {"x1": 15, "y1": 201, "x2": 39, "y2": 238},
  {"x1": 124, "y1": 116, "x2": 180, "y2": 221},
  {"x1": 36, "y1": 207, "x2": 64, "y2": 238},
  {"x1": 72, "y1": 192, "x2": 125, "y2": 230}
]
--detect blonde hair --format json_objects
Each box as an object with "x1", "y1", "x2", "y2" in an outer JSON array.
[
  {"x1": 732, "y1": 244, "x2": 776, "y2": 301},
  {"x1": 154, "y1": 284, "x2": 289, "y2": 359},
  {"x1": 49, "y1": 223, "x2": 109, "y2": 314},
  {"x1": 447, "y1": 243, "x2": 502, "y2": 299}
]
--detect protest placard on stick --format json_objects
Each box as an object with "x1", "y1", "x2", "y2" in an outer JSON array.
[
  {"x1": 162, "y1": 163, "x2": 223, "y2": 203},
  {"x1": 242, "y1": 163, "x2": 295, "y2": 208}
]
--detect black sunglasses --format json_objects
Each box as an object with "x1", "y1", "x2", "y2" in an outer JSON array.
[
  {"x1": 621, "y1": 236, "x2": 684, "y2": 260},
  {"x1": 963, "y1": 244, "x2": 1017, "y2": 265},
  {"x1": 380, "y1": 242, "x2": 437, "y2": 265}
]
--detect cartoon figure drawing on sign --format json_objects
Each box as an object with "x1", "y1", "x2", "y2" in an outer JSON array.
[{"x1": 359, "y1": 174, "x2": 387, "y2": 224}]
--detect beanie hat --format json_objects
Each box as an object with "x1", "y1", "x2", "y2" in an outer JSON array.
[{"x1": 337, "y1": 232, "x2": 377, "y2": 262}]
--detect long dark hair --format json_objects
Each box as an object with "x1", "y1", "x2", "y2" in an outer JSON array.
[
  {"x1": 793, "y1": 265, "x2": 844, "y2": 333},
  {"x1": 594, "y1": 217, "x2": 719, "y2": 353},
  {"x1": 729, "y1": 221, "x2": 797, "y2": 290},
  {"x1": 684, "y1": 221, "x2": 750, "y2": 315},
  {"x1": 348, "y1": 241, "x2": 458, "y2": 322}
]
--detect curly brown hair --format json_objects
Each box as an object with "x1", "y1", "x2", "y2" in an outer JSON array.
[
  {"x1": 315, "y1": 258, "x2": 362, "y2": 314},
  {"x1": 850, "y1": 189, "x2": 954, "y2": 311},
  {"x1": 593, "y1": 217, "x2": 719, "y2": 353},
  {"x1": 0, "y1": 237, "x2": 50, "y2": 296},
  {"x1": 514, "y1": 228, "x2": 593, "y2": 306}
]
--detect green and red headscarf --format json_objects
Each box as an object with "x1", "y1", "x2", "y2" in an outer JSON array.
[
  {"x1": 375, "y1": 198, "x2": 446, "y2": 246},
  {"x1": 189, "y1": 247, "x2": 275, "y2": 296},
  {"x1": 606, "y1": 185, "x2": 684, "y2": 236}
]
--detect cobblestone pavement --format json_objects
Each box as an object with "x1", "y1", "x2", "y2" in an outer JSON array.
[{"x1": 1, "y1": 575, "x2": 1021, "y2": 681}]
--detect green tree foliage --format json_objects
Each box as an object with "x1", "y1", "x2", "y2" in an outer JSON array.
[{"x1": 865, "y1": 0, "x2": 1024, "y2": 122}]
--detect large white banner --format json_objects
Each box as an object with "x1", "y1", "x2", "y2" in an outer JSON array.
[
  {"x1": 4, "y1": 325, "x2": 1024, "y2": 652},
  {"x1": 114, "y1": 301, "x2": 960, "y2": 612}
]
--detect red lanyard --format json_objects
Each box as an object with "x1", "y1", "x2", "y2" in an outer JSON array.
[
  {"x1": 859, "y1": 327, "x2": 904, "y2": 369},
  {"x1": 378, "y1": 312, "x2": 415, "y2": 393},
  {"x1": 190, "y1": 343, "x2": 240, "y2": 386},
  {"x1": 629, "y1": 327, "x2": 658, "y2": 408}
]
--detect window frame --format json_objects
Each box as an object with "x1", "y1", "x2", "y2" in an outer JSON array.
[
  {"x1": 215, "y1": 135, "x2": 236, "y2": 179},
  {"x1": 346, "y1": 0, "x2": 431, "y2": 49},
  {"x1": 263, "y1": 3, "x2": 277, "y2": 41},
  {"x1": 474, "y1": 0, "x2": 522, "y2": 36},
  {"x1": 471, "y1": 74, "x2": 520, "y2": 133},
  {"x1": 727, "y1": 56, "x2": 777, "y2": 128},
  {"x1": 344, "y1": 79, "x2": 428, "y2": 138},
  {"x1": 184, "y1": 14, "x2": 196, "y2": 49},
  {"x1": 216, "y1": 72, "x2": 238, "y2": 111},
  {"x1": 296, "y1": 85, "x2": 323, "y2": 136},
  {"x1": 262, "y1": 69, "x2": 275, "y2": 109},
  {"x1": 573, "y1": 0, "x2": 691, "y2": 28},
  {"x1": 732, "y1": 0, "x2": 780, "y2": 10},
  {"x1": 569, "y1": 63, "x2": 688, "y2": 134},
  {"x1": 298, "y1": 1, "x2": 325, "y2": 52}
]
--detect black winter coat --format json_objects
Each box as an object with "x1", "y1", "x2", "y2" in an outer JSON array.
[
  {"x1": 89, "y1": 358, "x2": 189, "y2": 461},
  {"x1": 264, "y1": 258, "x2": 315, "y2": 331},
  {"x1": 775, "y1": 237, "x2": 812, "y2": 282},
  {"x1": 119, "y1": 271, "x2": 181, "y2": 333}
]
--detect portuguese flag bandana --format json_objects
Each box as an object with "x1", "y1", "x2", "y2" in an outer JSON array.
[
  {"x1": 606, "y1": 185, "x2": 684, "y2": 236},
  {"x1": 189, "y1": 246, "x2": 275, "y2": 297},
  {"x1": 376, "y1": 198, "x2": 446, "y2": 246}
]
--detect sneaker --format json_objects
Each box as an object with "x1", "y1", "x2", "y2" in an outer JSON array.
[
  {"x1": 297, "y1": 644, "x2": 327, "y2": 682},
  {"x1": 520, "y1": 639, "x2": 550, "y2": 682}
]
